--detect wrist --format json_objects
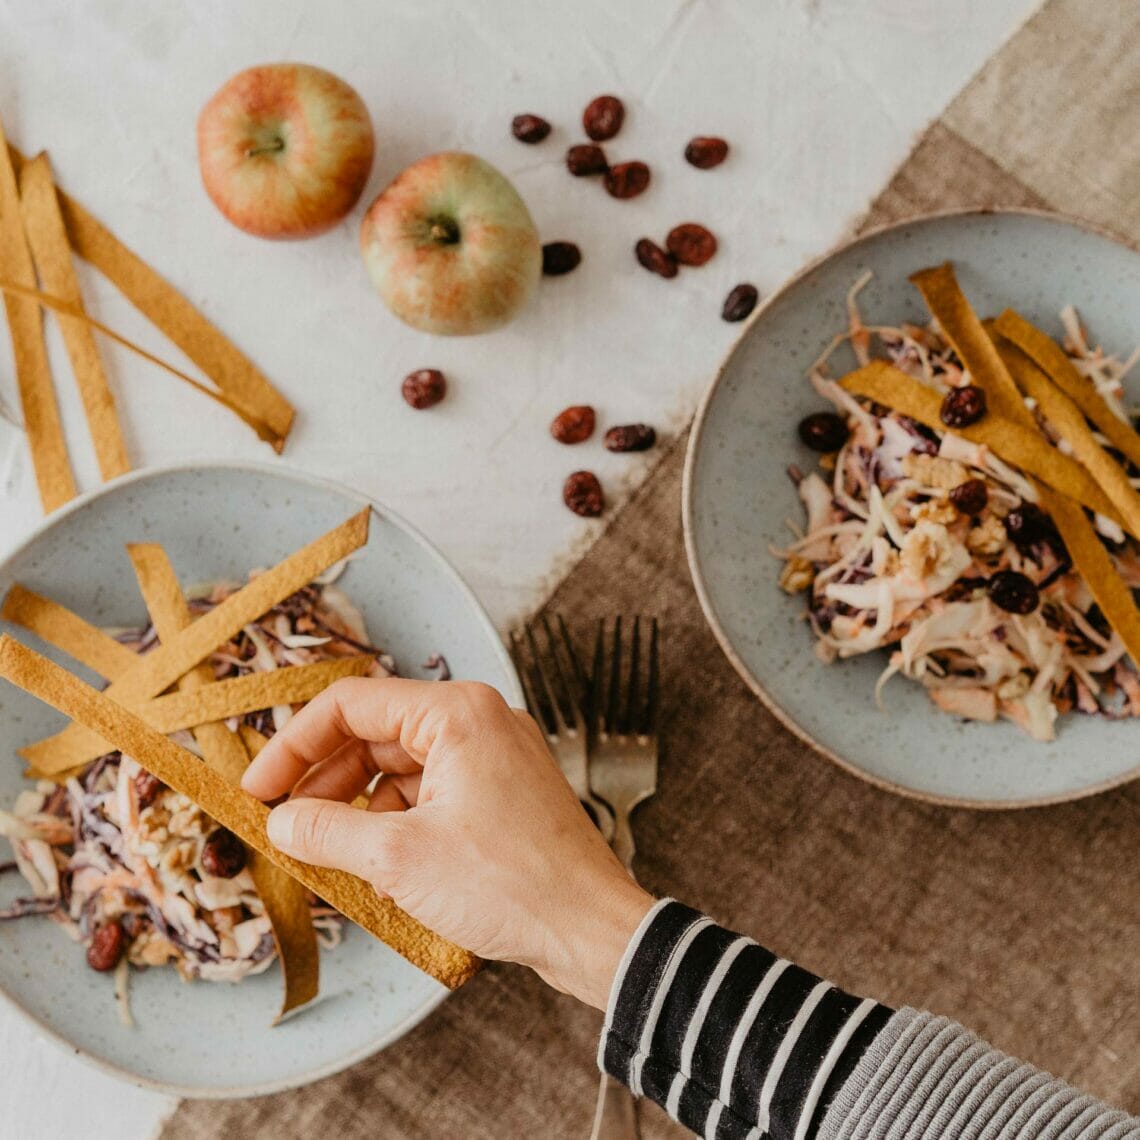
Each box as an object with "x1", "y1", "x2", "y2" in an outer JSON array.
[{"x1": 539, "y1": 873, "x2": 655, "y2": 1011}]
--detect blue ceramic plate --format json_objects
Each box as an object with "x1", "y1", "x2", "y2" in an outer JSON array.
[
  {"x1": 684, "y1": 210, "x2": 1140, "y2": 808},
  {"x1": 0, "y1": 462, "x2": 520, "y2": 1095}
]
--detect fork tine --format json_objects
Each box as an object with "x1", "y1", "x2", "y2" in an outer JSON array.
[
  {"x1": 525, "y1": 622, "x2": 568, "y2": 733},
  {"x1": 623, "y1": 616, "x2": 641, "y2": 735},
  {"x1": 541, "y1": 614, "x2": 581, "y2": 723},
  {"x1": 590, "y1": 618, "x2": 605, "y2": 733},
  {"x1": 644, "y1": 617, "x2": 660, "y2": 735},
  {"x1": 555, "y1": 614, "x2": 589, "y2": 701},
  {"x1": 509, "y1": 630, "x2": 550, "y2": 734},
  {"x1": 605, "y1": 616, "x2": 623, "y2": 734}
]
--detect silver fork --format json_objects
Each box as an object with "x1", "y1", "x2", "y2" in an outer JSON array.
[
  {"x1": 510, "y1": 614, "x2": 615, "y2": 842},
  {"x1": 588, "y1": 616, "x2": 660, "y2": 1140},
  {"x1": 588, "y1": 617, "x2": 659, "y2": 871}
]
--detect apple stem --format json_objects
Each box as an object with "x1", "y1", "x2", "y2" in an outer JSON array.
[
  {"x1": 246, "y1": 138, "x2": 286, "y2": 158},
  {"x1": 428, "y1": 218, "x2": 461, "y2": 244}
]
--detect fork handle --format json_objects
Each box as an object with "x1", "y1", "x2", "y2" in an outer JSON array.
[
  {"x1": 612, "y1": 811, "x2": 636, "y2": 871},
  {"x1": 590, "y1": 1073, "x2": 640, "y2": 1140}
]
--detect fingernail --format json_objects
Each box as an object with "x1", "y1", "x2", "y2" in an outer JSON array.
[{"x1": 267, "y1": 803, "x2": 296, "y2": 849}]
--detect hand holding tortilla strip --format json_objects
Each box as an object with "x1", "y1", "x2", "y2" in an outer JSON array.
[
  {"x1": 127, "y1": 543, "x2": 319, "y2": 1020},
  {"x1": 0, "y1": 635, "x2": 480, "y2": 990},
  {"x1": 21, "y1": 508, "x2": 370, "y2": 774}
]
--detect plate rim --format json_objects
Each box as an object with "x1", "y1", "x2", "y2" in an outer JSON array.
[
  {"x1": 0, "y1": 458, "x2": 521, "y2": 1097},
  {"x1": 682, "y1": 205, "x2": 1140, "y2": 811}
]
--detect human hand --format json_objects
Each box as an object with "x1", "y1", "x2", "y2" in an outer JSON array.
[{"x1": 241, "y1": 678, "x2": 654, "y2": 1009}]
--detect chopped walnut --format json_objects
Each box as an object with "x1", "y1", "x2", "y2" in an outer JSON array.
[
  {"x1": 911, "y1": 499, "x2": 959, "y2": 526},
  {"x1": 900, "y1": 521, "x2": 955, "y2": 581},
  {"x1": 167, "y1": 800, "x2": 208, "y2": 840},
  {"x1": 997, "y1": 672, "x2": 1031, "y2": 700},
  {"x1": 966, "y1": 515, "x2": 1008, "y2": 556},
  {"x1": 779, "y1": 556, "x2": 815, "y2": 594},
  {"x1": 129, "y1": 928, "x2": 179, "y2": 967},
  {"x1": 901, "y1": 452, "x2": 970, "y2": 490},
  {"x1": 158, "y1": 839, "x2": 197, "y2": 877}
]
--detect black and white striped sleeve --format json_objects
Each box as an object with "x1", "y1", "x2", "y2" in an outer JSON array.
[{"x1": 598, "y1": 900, "x2": 1139, "y2": 1140}]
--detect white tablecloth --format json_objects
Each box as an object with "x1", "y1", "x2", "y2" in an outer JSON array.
[{"x1": 0, "y1": 2, "x2": 1036, "y2": 1135}]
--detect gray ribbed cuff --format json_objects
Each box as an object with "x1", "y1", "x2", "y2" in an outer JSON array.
[{"x1": 818, "y1": 1009, "x2": 1140, "y2": 1140}]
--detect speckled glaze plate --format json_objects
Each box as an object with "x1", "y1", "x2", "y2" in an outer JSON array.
[
  {"x1": 0, "y1": 462, "x2": 521, "y2": 1096},
  {"x1": 684, "y1": 210, "x2": 1140, "y2": 808}
]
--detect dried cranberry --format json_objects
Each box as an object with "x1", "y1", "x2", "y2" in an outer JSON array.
[
  {"x1": 721, "y1": 283, "x2": 758, "y2": 322},
  {"x1": 949, "y1": 479, "x2": 988, "y2": 516},
  {"x1": 582, "y1": 95, "x2": 624, "y2": 141},
  {"x1": 87, "y1": 920, "x2": 124, "y2": 972},
  {"x1": 200, "y1": 828, "x2": 247, "y2": 879},
  {"x1": 684, "y1": 136, "x2": 729, "y2": 169},
  {"x1": 1004, "y1": 503, "x2": 1056, "y2": 549},
  {"x1": 401, "y1": 369, "x2": 446, "y2": 410},
  {"x1": 566, "y1": 143, "x2": 609, "y2": 177},
  {"x1": 635, "y1": 238, "x2": 678, "y2": 279},
  {"x1": 133, "y1": 771, "x2": 163, "y2": 810},
  {"x1": 604, "y1": 424, "x2": 656, "y2": 452},
  {"x1": 551, "y1": 405, "x2": 596, "y2": 444},
  {"x1": 666, "y1": 223, "x2": 717, "y2": 267},
  {"x1": 797, "y1": 412, "x2": 848, "y2": 453},
  {"x1": 988, "y1": 570, "x2": 1040, "y2": 615},
  {"x1": 563, "y1": 471, "x2": 604, "y2": 517},
  {"x1": 940, "y1": 384, "x2": 987, "y2": 428},
  {"x1": 511, "y1": 114, "x2": 551, "y2": 144},
  {"x1": 604, "y1": 161, "x2": 650, "y2": 200},
  {"x1": 542, "y1": 242, "x2": 581, "y2": 276}
]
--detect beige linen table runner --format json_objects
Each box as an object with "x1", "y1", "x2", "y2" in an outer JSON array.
[{"x1": 165, "y1": 1, "x2": 1140, "y2": 1135}]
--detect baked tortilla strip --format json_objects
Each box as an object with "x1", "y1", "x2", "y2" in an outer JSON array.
[
  {"x1": 994, "y1": 308, "x2": 1140, "y2": 468},
  {"x1": 18, "y1": 153, "x2": 130, "y2": 482},
  {"x1": 1, "y1": 584, "x2": 138, "y2": 678},
  {"x1": 0, "y1": 278, "x2": 283, "y2": 438},
  {"x1": 49, "y1": 654, "x2": 375, "y2": 760},
  {"x1": 909, "y1": 263, "x2": 1027, "y2": 422},
  {"x1": 0, "y1": 122, "x2": 76, "y2": 510},
  {"x1": 0, "y1": 636, "x2": 480, "y2": 989},
  {"x1": 839, "y1": 362, "x2": 1127, "y2": 529},
  {"x1": 997, "y1": 341, "x2": 1140, "y2": 539},
  {"x1": 6, "y1": 143, "x2": 294, "y2": 452},
  {"x1": 1039, "y1": 490, "x2": 1140, "y2": 669},
  {"x1": 22, "y1": 508, "x2": 371, "y2": 773},
  {"x1": 128, "y1": 544, "x2": 318, "y2": 1019}
]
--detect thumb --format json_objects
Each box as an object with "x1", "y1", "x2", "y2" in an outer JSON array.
[{"x1": 266, "y1": 797, "x2": 409, "y2": 889}]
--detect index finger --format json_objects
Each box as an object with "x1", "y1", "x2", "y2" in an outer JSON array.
[{"x1": 240, "y1": 676, "x2": 506, "y2": 800}]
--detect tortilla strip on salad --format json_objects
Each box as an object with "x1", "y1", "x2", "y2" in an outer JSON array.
[
  {"x1": 994, "y1": 308, "x2": 1140, "y2": 469},
  {"x1": 838, "y1": 361, "x2": 1128, "y2": 530},
  {"x1": 0, "y1": 635, "x2": 481, "y2": 990},
  {"x1": 21, "y1": 508, "x2": 371, "y2": 774},
  {"x1": 27, "y1": 654, "x2": 375, "y2": 771},
  {"x1": 909, "y1": 262, "x2": 1028, "y2": 422},
  {"x1": 996, "y1": 340, "x2": 1140, "y2": 539},
  {"x1": 1, "y1": 584, "x2": 139, "y2": 677},
  {"x1": 127, "y1": 543, "x2": 319, "y2": 1020}
]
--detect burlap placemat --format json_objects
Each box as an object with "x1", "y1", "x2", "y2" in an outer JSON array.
[{"x1": 165, "y1": 1, "x2": 1139, "y2": 1135}]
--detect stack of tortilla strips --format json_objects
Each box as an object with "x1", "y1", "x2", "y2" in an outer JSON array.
[
  {"x1": 0, "y1": 114, "x2": 294, "y2": 514},
  {"x1": 838, "y1": 261, "x2": 1140, "y2": 672},
  {"x1": 0, "y1": 509, "x2": 480, "y2": 1021}
]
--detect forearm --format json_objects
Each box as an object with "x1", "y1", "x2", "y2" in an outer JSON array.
[{"x1": 599, "y1": 900, "x2": 1138, "y2": 1140}]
